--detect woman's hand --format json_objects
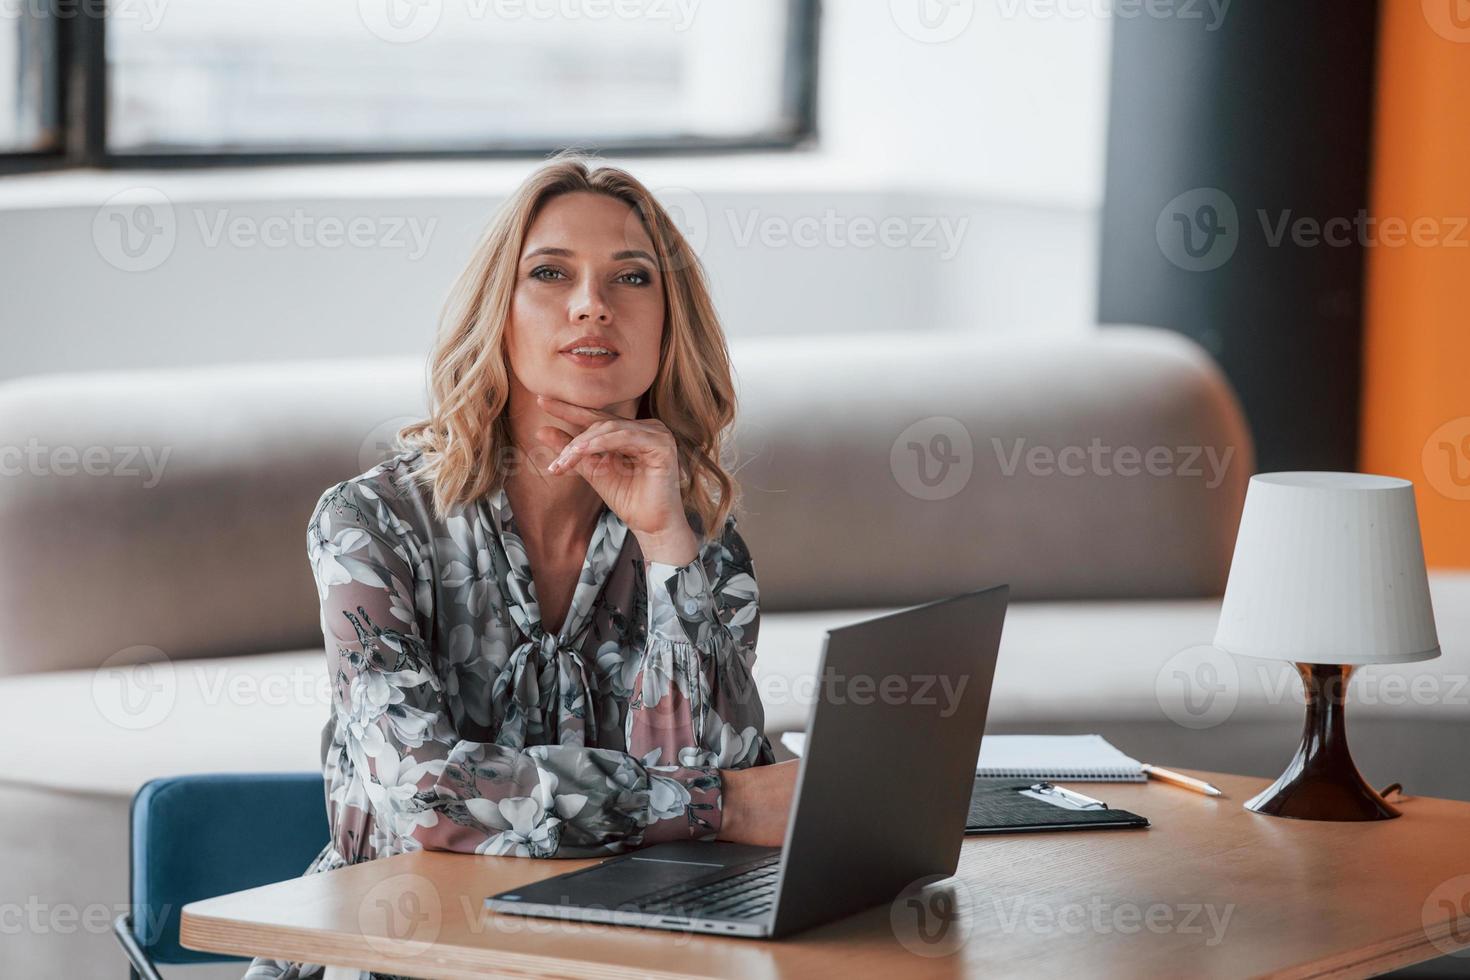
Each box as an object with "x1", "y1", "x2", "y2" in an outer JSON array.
[
  {"x1": 535, "y1": 394, "x2": 698, "y2": 565},
  {"x1": 716, "y1": 759, "x2": 800, "y2": 847}
]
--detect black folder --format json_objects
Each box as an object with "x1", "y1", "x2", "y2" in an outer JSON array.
[{"x1": 965, "y1": 777, "x2": 1150, "y2": 834}]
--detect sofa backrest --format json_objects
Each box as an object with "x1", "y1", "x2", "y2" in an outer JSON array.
[{"x1": 0, "y1": 326, "x2": 1251, "y2": 676}]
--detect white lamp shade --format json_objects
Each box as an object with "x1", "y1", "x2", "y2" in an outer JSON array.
[{"x1": 1213, "y1": 472, "x2": 1440, "y2": 665}]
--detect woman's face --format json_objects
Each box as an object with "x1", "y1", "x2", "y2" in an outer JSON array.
[{"x1": 505, "y1": 191, "x2": 665, "y2": 417}]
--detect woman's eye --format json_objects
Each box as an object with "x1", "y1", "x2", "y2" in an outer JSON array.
[
  {"x1": 617, "y1": 270, "x2": 652, "y2": 286},
  {"x1": 530, "y1": 266, "x2": 565, "y2": 281}
]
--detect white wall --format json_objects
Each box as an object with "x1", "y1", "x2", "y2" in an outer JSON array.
[{"x1": 0, "y1": 3, "x2": 1112, "y2": 381}]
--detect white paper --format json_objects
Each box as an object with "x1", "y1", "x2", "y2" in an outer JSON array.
[{"x1": 778, "y1": 731, "x2": 1146, "y2": 782}]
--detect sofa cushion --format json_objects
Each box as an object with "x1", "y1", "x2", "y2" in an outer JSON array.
[
  {"x1": 6, "y1": 572, "x2": 1463, "y2": 799},
  {"x1": 0, "y1": 651, "x2": 328, "y2": 797},
  {"x1": 0, "y1": 327, "x2": 1250, "y2": 677},
  {"x1": 757, "y1": 572, "x2": 1470, "y2": 733}
]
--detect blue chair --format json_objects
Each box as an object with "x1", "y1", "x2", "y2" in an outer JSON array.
[{"x1": 114, "y1": 773, "x2": 330, "y2": 980}]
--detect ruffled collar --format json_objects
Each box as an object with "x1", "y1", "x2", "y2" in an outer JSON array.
[{"x1": 479, "y1": 485, "x2": 630, "y2": 748}]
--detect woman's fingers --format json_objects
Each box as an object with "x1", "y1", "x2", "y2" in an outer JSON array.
[
  {"x1": 552, "y1": 431, "x2": 649, "y2": 473},
  {"x1": 547, "y1": 420, "x2": 622, "y2": 470},
  {"x1": 550, "y1": 423, "x2": 669, "y2": 474},
  {"x1": 534, "y1": 394, "x2": 674, "y2": 477},
  {"x1": 578, "y1": 427, "x2": 669, "y2": 461},
  {"x1": 562, "y1": 419, "x2": 665, "y2": 458}
]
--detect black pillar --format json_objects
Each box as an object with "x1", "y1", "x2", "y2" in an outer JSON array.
[{"x1": 1097, "y1": 1, "x2": 1380, "y2": 472}]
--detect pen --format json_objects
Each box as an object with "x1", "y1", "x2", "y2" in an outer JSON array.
[
  {"x1": 1029, "y1": 782, "x2": 1109, "y2": 810},
  {"x1": 1141, "y1": 764, "x2": 1223, "y2": 797}
]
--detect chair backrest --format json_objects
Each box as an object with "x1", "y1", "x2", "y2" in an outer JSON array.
[{"x1": 129, "y1": 772, "x2": 329, "y2": 964}]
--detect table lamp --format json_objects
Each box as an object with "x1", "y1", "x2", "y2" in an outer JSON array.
[{"x1": 1213, "y1": 472, "x2": 1441, "y2": 821}]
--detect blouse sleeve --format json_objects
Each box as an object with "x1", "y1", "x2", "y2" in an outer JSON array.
[
  {"x1": 309, "y1": 480, "x2": 744, "y2": 860},
  {"x1": 628, "y1": 511, "x2": 778, "y2": 786}
]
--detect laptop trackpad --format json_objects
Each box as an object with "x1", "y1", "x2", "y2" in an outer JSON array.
[{"x1": 503, "y1": 841, "x2": 778, "y2": 909}]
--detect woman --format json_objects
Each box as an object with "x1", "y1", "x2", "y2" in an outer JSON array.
[{"x1": 244, "y1": 154, "x2": 798, "y2": 979}]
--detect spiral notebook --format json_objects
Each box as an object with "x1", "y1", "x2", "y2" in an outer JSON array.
[
  {"x1": 779, "y1": 732, "x2": 1146, "y2": 782},
  {"x1": 975, "y1": 734, "x2": 1146, "y2": 782}
]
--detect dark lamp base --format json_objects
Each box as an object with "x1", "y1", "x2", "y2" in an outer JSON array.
[{"x1": 1245, "y1": 663, "x2": 1400, "y2": 821}]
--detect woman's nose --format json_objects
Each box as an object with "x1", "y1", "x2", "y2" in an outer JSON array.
[{"x1": 570, "y1": 278, "x2": 612, "y2": 323}]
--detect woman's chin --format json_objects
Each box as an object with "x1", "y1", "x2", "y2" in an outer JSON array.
[{"x1": 545, "y1": 387, "x2": 641, "y2": 417}]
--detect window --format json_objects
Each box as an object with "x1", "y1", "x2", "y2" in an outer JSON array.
[
  {"x1": 1, "y1": 0, "x2": 817, "y2": 170},
  {"x1": 0, "y1": 4, "x2": 61, "y2": 155}
]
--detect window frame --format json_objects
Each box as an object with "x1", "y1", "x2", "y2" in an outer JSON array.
[{"x1": 1, "y1": 0, "x2": 819, "y2": 173}]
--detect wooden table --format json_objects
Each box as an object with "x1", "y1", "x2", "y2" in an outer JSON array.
[{"x1": 181, "y1": 770, "x2": 1470, "y2": 979}]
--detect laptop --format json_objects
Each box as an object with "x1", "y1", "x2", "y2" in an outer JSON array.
[{"x1": 483, "y1": 583, "x2": 1009, "y2": 939}]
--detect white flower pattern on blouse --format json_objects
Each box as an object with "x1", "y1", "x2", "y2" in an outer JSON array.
[{"x1": 243, "y1": 448, "x2": 772, "y2": 980}]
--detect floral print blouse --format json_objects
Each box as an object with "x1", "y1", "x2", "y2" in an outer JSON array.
[{"x1": 244, "y1": 447, "x2": 773, "y2": 980}]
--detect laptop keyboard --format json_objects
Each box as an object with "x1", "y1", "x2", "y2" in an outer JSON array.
[{"x1": 634, "y1": 854, "x2": 781, "y2": 919}]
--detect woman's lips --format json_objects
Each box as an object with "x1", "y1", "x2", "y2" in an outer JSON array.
[{"x1": 559, "y1": 351, "x2": 620, "y2": 368}]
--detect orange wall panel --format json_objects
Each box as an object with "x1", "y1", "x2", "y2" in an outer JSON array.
[{"x1": 1361, "y1": 1, "x2": 1470, "y2": 567}]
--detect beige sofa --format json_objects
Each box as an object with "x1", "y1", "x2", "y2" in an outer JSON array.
[{"x1": 2, "y1": 326, "x2": 1465, "y2": 979}]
